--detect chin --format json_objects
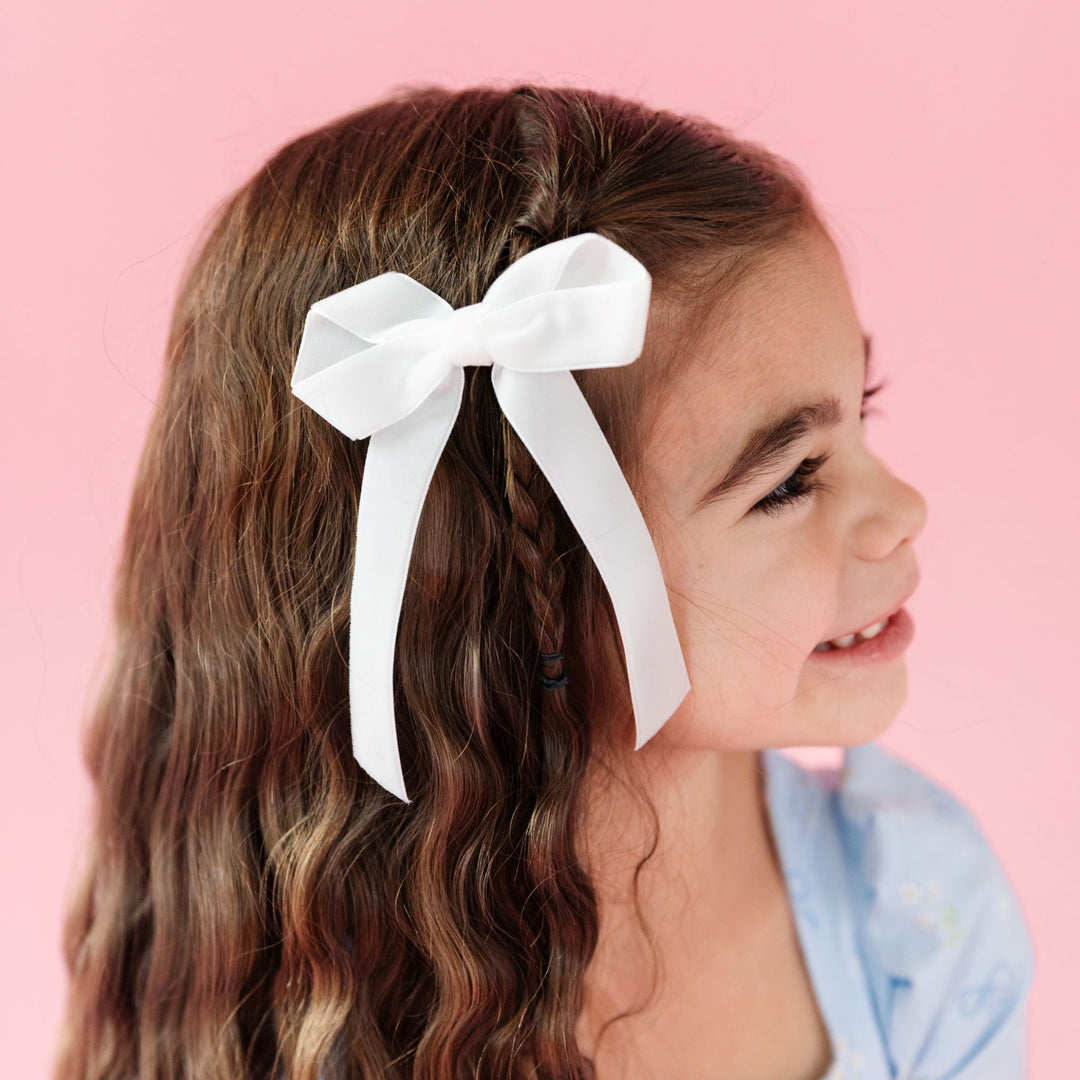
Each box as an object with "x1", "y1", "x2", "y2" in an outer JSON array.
[
  {"x1": 831, "y1": 705, "x2": 899, "y2": 746},
  {"x1": 792, "y1": 660, "x2": 908, "y2": 745},
  {"x1": 834, "y1": 681, "x2": 906, "y2": 744}
]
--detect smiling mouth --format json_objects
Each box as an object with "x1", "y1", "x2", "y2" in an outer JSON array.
[
  {"x1": 815, "y1": 578, "x2": 919, "y2": 653},
  {"x1": 809, "y1": 607, "x2": 915, "y2": 662},
  {"x1": 813, "y1": 615, "x2": 890, "y2": 651}
]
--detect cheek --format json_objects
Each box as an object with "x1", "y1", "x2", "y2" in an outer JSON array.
[
  {"x1": 662, "y1": 531, "x2": 837, "y2": 738},
  {"x1": 749, "y1": 553, "x2": 837, "y2": 649},
  {"x1": 674, "y1": 530, "x2": 834, "y2": 649}
]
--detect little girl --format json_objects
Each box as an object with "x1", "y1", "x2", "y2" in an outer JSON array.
[{"x1": 54, "y1": 83, "x2": 1034, "y2": 1080}]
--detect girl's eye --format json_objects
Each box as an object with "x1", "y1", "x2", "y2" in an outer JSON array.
[
  {"x1": 750, "y1": 452, "x2": 832, "y2": 517},
  {"x1": 750, "y1": 382, "x2": 885, "y2": 518},
  {"x1": 861, "y1": 377, "x2": 887, "y2": 421}
]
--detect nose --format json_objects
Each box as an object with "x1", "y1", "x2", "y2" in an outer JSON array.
[{"x1": 852, "y1": 459, "x2": 928, "y2": 561}]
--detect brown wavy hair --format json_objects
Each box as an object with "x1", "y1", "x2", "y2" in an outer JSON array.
[{"x1": 54, "y1": 83, "x2": 820, "y2": 1079}]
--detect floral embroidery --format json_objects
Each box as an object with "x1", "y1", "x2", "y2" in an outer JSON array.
[
  {"x1": 824, "y1": 1033, "x2": 868, "y2": 1079},
  {"x1": 896, "y1": 878, "x2": 963, "y2": 945}
]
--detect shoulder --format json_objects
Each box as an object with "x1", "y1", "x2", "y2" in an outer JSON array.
[{"x1": 834, "y1": 741, "x2": 1036, "y2": 1078}]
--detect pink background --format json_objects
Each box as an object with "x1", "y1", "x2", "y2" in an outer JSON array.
[{"x1": 3, "y1": 0, "x2": 1075, "y2": 1074}]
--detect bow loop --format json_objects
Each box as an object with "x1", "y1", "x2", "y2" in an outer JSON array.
[{"x1": 322, "y1": 272, "x2": 452, "y2": 344}]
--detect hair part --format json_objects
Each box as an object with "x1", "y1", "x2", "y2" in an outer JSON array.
[{"x1": 55, "y1": 82, "x2": 820, "y2": 1080}]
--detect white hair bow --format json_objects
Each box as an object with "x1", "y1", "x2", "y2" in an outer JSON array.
[{"x1": 290, "y1": 232, "x2": 691, "y2": 802}]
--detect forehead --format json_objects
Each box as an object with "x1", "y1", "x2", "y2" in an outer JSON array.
[{"x1": 651, "y1": 228, "x2": 863, "y2": 482}]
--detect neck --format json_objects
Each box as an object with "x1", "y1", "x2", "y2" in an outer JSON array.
[{"x1": 574, "y1": 743, "x2": 784, "y2": 1037}]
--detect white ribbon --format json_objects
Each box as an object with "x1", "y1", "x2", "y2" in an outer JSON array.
[{"x1": 290, "y1": 232, "x2": 691, "y2": 802}]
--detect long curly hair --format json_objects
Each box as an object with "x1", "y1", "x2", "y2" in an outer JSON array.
[{"x1": 54, "y1": 83, "x2": 819, "y2": 1079}]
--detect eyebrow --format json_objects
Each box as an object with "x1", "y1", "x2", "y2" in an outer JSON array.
[{"x1": 695, "y1": 332, "x2": 873, "y2": 510}]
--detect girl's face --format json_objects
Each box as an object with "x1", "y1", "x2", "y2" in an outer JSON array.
[{"x1": 642, "y1": 225, "x2": 927, "y2": 754}]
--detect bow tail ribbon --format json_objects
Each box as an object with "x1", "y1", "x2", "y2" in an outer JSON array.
[
  {"x1": 493, "y1": 366, "x2": 691, "y2": 747},
  {"x1": 348, "y1": 366, "x2": 466, "y2": 803},
  {"x1": 349, "y1": 362, "x2": 690, "y2": 803}
]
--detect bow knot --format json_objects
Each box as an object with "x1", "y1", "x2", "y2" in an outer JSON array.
[
  {"x1": 291, "y1": 232, "x2": 691, "y2": 802},
  {"x1": 436, "y1": 303, "x2": 493, "y2": 369},
  {"x1": 378, "y1": 302, "x2": 494, "y2": 369}
]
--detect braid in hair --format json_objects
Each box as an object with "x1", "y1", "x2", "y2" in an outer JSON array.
[
  {"x1": 500, "y1": 410, "x2": 570, "y2": 694},
  {"x1": 499, "y1": 84, "x2": 603, "y2": 700}
]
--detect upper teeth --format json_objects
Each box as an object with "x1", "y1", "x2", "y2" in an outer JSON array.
[{"x1": 816, "y1": 617, "x2": 889, "y2": 651}]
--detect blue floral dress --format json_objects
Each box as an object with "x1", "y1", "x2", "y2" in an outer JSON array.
[{"x1": 762, "y1": 742, "x2": 1036, "y2": 1079}]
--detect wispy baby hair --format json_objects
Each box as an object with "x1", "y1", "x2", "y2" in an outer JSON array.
[{"x1": 55, "y1": 82, "x2": 819, "y2": 1080}]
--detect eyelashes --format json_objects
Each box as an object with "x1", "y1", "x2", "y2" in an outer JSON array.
[
  {"x1": 750, "y1": 451, "x2": 833, "y2": 517},
  {"x1": 860, "y1": 377, "x2": 887, "y2": 421},
  {"x1": 750, "y1": 380, "x2": 887, "y2": 518}
]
